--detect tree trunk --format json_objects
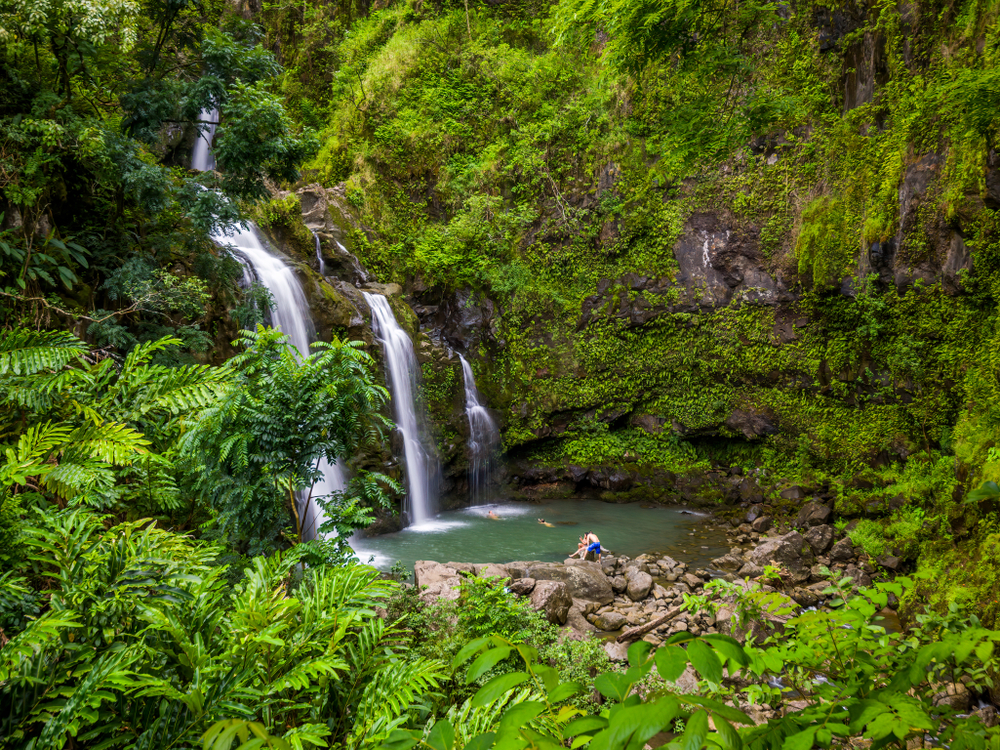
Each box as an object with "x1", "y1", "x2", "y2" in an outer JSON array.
[{"x1": 616, "y1": 606, "x2": 683, "y2": 644}]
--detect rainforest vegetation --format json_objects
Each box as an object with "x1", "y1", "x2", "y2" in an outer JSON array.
[{"x1": 4, "y1": 0, "x2": 1000, "y2": 745}]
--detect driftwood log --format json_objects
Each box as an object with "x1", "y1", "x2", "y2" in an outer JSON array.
[{"x1": 616, "y1": 606, "x2": 682, "y2": 644}]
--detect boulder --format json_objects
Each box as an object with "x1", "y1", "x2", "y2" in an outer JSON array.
[
  {"x1": 610, "y1": 575, "x2": 627, "y2": 593},
  {"x1": 508, "y1": 578, "x2": 536, "y2": 596},
  {"x1": 476, "y1": 563, "x2": 512, "y2": 584},
  {"x1": 829, "y1": 538, "x2": 855, "y2": 562},
  {"x1": 746, "y1": 533, "x2": 810, "y2": 583},
  {"x1": 418, "y1": 578, "x2": 462, "y2": 605},
  {"x1": 529, "y1": 581, "x2": 573, "y2": 625},
  {"x1": 527, "y1": 561, "x2": 614, "y2": 604},
  {"x1": 877, "y1": 555, "x2": 901, "y2": 571},
  {"x1": 682, "y1": 573, "x2": 703, "y2": 589},
  {"x1": 711, "y1": 550, "x2": 746, "y2": 570},
  {"x1": 564, "y1": 599, "x2": 598, "y2": 639},
  {"x1": 593, "y1": 611, "x2": 627, "y2": 631},
  {"x1": 626, "y1": 569, "x2": 654, "y2": 601},
  {"x1": 751, "y1": 516, "x2": 772, "y2": 533},
  {"x1": 415, "y1": 561, "x2": 465, "y2": 588},
  {"x1": 804, "y1": 525, "x2": 834, "y2": 554},
  {"x1": 738, "y1": 562, "x2": 764, "y2": 578},
  {"x1": 796, "y1": 501, "x2": 832, "y2": 528},
  {"x1": 780, "y1": 485, "x2": 807, "y2": 500},
  {"x1": 603, "y1": 640, "x2": 630, "y2": 661}
]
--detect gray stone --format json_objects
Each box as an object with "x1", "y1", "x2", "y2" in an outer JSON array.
[
  {"x1": 751, "y1": 516, "x2": 772, "y2": 533},
  {"x1": 780, "y1": 485, "x2": 807, "y2": 500},
  {"x1": 796, "y1": 501, "x2": 832, "y2": 528},
  {"x1": 610, "y1": 575, "x2": 627, "y2": 593},
  {"x1": 418, "y1": 577, "x2": 462, "y2": 605},
  {"x1": 603, "y1": 640, "x2": 629, "y2": 661},
  {"x1": 877, "y1": 555, "x2": 901, "y2": 571},
  {"x1": 564, "y1": 599, "x2": 598, "y2": 639},
  {"x1": 829, "y1": 538, "x2": 855, "y2": 563},
  {"x1": 415, "y1": 561, "x2": 465, "y2": 588},
  {"x1": 527, "y1": 561, "x2": 614, "y2": 604},
  {"x1": 593, "y1": 611, "x2": 627, "y2": 631},
  {"x1": 529, "y1": 581, "x2": 573, "y2": 625},
  {"x1": 682, "y1": 573, "x2": 703, "y2": 589},
  {"x1": 738, "y1": 562, "x2": 764, "y2": 578},
  {"x1": 626, "y1": 569, "x2": 654, "y2": 601},
  {"x1": 804, "y1": 525, "x2": 834, "y2": 554},
  {"x1": 508, "y1": 578, "x2": 536, "y2": 596},
  {"x1": 476, "y1": 563, "x2": 512, "y2": 584}
]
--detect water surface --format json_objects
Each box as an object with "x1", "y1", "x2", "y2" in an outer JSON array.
[{"x1": 351, "y1": 498, "x2": 729, "y2": 574}]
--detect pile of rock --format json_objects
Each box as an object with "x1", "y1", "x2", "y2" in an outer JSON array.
[
  {"x1": 413, "y1": 552, "x2": 719, "y2": 650},
  {"x1": 712, "y1": 501, "x2": 883, "y2": 607}
]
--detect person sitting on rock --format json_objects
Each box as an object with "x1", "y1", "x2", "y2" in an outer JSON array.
[
  {"x1": 537, "y1": 518, "x2": 555, "y2": 527},
  {"x1": 583, "y1": 531, "x2": 602, "y2": 562}
]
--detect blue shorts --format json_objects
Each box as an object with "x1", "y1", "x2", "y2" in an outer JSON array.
[{"x1": 587, "y1": 542, "x2": 601, "y2": 554}]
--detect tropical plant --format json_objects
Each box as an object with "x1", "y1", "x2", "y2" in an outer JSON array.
[
  {"x1": 180, "y1": 325, "x2": 393, "y2": 553},
  {"x1": 1, "y1": 509, "x2": 446, "y2": 749},
  {"x1": 384, "y1": 577, "x2": 1000, "y2": 750}
]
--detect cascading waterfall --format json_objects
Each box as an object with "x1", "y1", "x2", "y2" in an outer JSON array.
[
  {"x1": 459, "y1": 355, "x2": 501, "y2": 505},
  {"x1": 192, "y1": 110, "x2": 345, "y2": 539},
  {"x1": 191, "y1": 108, "x2": 217, "y2": 172},
  {"x1": 312, "y1": 230, "x2": 325, "y2": 276},
  {"x1": 363, "y1": 292, "x2": 436, "y2": 525}
]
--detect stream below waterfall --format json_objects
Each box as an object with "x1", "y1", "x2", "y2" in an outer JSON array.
[{"x1": 351, "y1": 498, "x2": 730, "y2": 575}]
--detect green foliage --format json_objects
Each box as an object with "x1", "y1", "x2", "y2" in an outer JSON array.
[
  {"x1": 457, "y1": 575, "x2": 540, "y2": 643},
  {"x1": 181, "y1": 325, "x2": 393, "y2": 553},
  {"x1": 0, "y1": 510, "x2": 445, "y2": 749}
]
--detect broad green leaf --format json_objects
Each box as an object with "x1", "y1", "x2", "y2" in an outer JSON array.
[
  {"x1": 427, "y1": 720, "x2": 455, "y2": 750},
  {"x1": 467, "y1": 647, "x2": 513, "y2": 683},
  {"x1": 702, "y1": 634, "x2": 749, "y2": 667},
  {"x1": 655, "y1": 645, "x2": 688, "y2": 682},
  {"x1": 498, "y1": 701, "x2": 546, "y2": 735},
  {"x1": 452, "y1": 637, "x2": 489, "y2": 669},
  {"x1": 464, "y1": 733, "x2": 496, "y2": 750},
  {"x1": 679, "y1": 710, "x2": 709, "y2": 750},
  {"x1": 687, "y1": 639, "x2": 723, "y2": 684},
  {"x1": 564, "y1": 717, "x2": 608, "y2": 737},
  {"x1": 473, "y1": 673, "x2": 530, "y2": 707},
  {"x1": 548, "y1": 681, "x2": 584, "y2": 703},
  {"x1": 594, "y1": 672, "x2": 631, "y2": 701}
]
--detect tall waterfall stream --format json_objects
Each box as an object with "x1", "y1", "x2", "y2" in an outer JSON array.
[{"x1": 192, "y1": 110, "x2": 345, "y2": 540}]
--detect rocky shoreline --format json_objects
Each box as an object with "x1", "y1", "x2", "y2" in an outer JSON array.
[{"x1": 412, "y1": 499, "x2": 888, "y2": 658}]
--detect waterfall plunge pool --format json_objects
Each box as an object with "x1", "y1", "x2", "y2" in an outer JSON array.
[{"x1": 350, "y1": 498, "x2": 730, "y2": 576}]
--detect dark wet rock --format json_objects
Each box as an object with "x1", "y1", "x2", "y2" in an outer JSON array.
[
  {"x1": 530, "y1": 581, "x2": 573, "y2": 624},
  {"x1": 508, "y1": 578, "x2": 536, "y2": 596},
  {"x1": 829, "y1": 538, "x2": 855, "y2": 563},
  {"x1": 796, "y1": 501, "x2": 832, "y2": 527},
  {"x1": 804, "y1": 525, "x2": 835, "y2": 554},
  {"x1": 752, "y1": 516, "x2": 772, "y2": 533},
  {"x1": 725, "y1": 409, "x2": 778, "y2": 439},
  {"x1": 877, "y1": 555, "x2": 901, "y2": 571},
  {"x1": 780, "y1": 485, "x2": 807, "y2": 500}
]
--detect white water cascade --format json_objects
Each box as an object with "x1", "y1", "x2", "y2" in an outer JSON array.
[
  {"x1": 363, "y1": 292, "x2": 436, "y2": 524},
  {"x1": 191, "y1": 108, "x2": 218, "y2": 172},
  {"x1": 312, "y1": 230, "x2": 326, "y2": 276},
  {"x1": 459, "y1": 355, "x2": 501, "y2": 506},
  {"x1": 192, "y1": 110, "x2": 346, "y2": 540}
]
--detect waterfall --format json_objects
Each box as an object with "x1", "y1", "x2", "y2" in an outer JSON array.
[
  {"x1": 362, "y1": 292, "x2": 436, "y2": 525},
  {"x1": 312, "y1": 230, "x2": 325, "y2": 276},
  {"x1": 459, "y1": 355, "x2": 500, "y2": 505},
  {"x1": 192, "y1": 110, "x2": 345, "y2": 539},
  {"x1": 191, "y1": 108, "x2": 217, "y2": 172}
]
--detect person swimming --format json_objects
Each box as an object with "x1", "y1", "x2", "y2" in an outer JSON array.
[
  {"x1": 487, "y1": 510, "x2": 501, "y2": 520},
  {"x1": 537, "y1": 518, "x2": 554, "y2": 527}
]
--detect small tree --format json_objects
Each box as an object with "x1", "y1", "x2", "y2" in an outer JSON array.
[{"x1": 181, "y1": 326, "x2": 392, "y2": 554}]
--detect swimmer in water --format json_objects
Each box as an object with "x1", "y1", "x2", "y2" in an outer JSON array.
[
  {"x1": 537, "y1": 518, "x2": 555, "y2": 527},
  {"x1": 487, "y1": 510, "x2": 501, "y2": 520}
]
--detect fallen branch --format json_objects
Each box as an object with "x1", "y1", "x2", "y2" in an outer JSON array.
[{"x1": 616, "y1": 606, "x2": 682, "y2": 644}]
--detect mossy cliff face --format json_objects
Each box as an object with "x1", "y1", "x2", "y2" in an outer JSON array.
[{"x1": 258, "y1": 0, "x2": 1000, "y2": 617}]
